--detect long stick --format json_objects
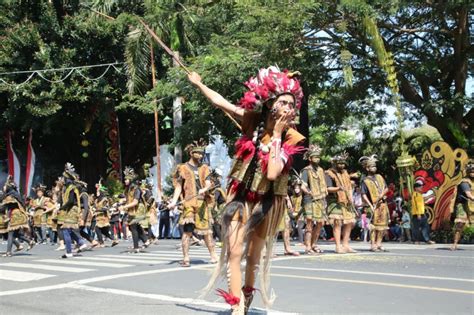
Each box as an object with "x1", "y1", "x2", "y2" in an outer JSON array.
[
  {"x1": 139, "y1": 19, "x2": 190, "y2": 74},
  {"x1": 139, "y1": 19, "x2": 242, "y2": 131}
]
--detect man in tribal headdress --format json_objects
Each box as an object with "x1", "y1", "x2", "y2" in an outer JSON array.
[
  {"x1": 60, "y1": 163, "x2": 88, "y2": 258},
  {"x1": 359, "y1": 154, "x2": 390, "y2": 252},
  {"x1": 168, "y1": 140, "x2": 218, "y2": 267},
  {"x1": 300, "y1": 144, "x2": 328, "y2": 255},
  {"x1": 119, "y1": 167, "x2": 149, "y2": 253},
  {"x1": 0, "y1": 176, "x2": 35, "y2": 257},
  {"x1": 451, "y1": 159, "x2": 474, "y2": 251},
  {"x1": 326, "y1": 152, "x2": 357, "y2": 254}
]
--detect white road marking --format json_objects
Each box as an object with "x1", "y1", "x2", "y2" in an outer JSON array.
[
  {"x1": 70, "y1": 283, "x2": 296, "y2": 315},
  {"x1": 37, "y1": 259, "x2": 132, "y2": 268},
  {"x1": 271, "y1": 273, "x2": 474, "y2": 295},
  {"x1": 75, "y1": 257, "x2": 168, "y2": 264},
  {"x1": 0, "y1": 270, "x2": 54, "y2": 282},
  {"x1": 0, "y1": 262, "x2": 93, "y2": 273},
  {"x1": 136, "y1": 252, "x2": 213, "y2": 258},
  {"x1": 0, "y1": 283, "x2": 71, "y2": 296},
  {"x1": 271, "y1": 266, "x2": 474, "y2": 283},
  {"x1": 380, "y1": 252, "x2": 474, "y2": 259},
  {"x1": 98, "y1": 254, "x2": 173, "y2": 261}
]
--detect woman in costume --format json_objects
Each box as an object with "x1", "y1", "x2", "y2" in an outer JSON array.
[{"x1": 188, "y1": 66, "x2": 305, "y2": 313}]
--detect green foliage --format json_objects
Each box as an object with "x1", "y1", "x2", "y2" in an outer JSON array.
[
  {"x1": 104, "y1": 177, "x2": 124, "y2": 198},
  {"x1": 461, "y1": 225, "x2": 474, "y2": 244}
]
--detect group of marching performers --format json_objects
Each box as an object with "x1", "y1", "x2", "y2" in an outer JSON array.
[
  {"x1": 0, "y1": 162, "x2": 161, "y2": 258},
  {"x1": 1, "y1": 64, "x2": 472, "y2": 315}
]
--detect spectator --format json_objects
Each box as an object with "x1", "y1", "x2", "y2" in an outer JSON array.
[
  {"x1": 389, "y1": 212, "x2": 402, "y2": 241},
  {"x1": 401, "y1": 208, "x2": 412, "y2": 242},
  {"x1": 411, "y1": 181, "x2": 435, "y2": 245}
]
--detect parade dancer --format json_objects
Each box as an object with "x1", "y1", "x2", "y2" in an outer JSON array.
[
  {"x1": 300, "y1": 145, "x2": 328, "y2": 254},
  {"x1": 168, "y1": 140, "x2": 218, "y2": 267},
  {"x1": 1, "y1": 176, "x2": 35, "y2": 257},
  {"x1": 209, "y1": 170, "x2": 227, "y2": 242},
  {"x1": 359, "y1": 155, "x2": 390, "y2": 252},
  {"x1": 31, "y1": 184, "x2": 51, "y2": 243},
  {"x1": 60, "y1": 163, "x2": 88, "y2": 258},
  {"x1": 119, "y1": 167, "x2": 149, "y2": 253},
  {"x1": 326, "y1": 153, "x2": 357, "y2": 254},
  {"x1": 452, "y1": 160, "x2": 474, "y2": 250},
  {"x1": 76, "y1": 180, "x2": 99, "y2": 248},
  {"x1": 46, "y1": 190, "x2": 60, "y2": 245},
  {"x1": 53, "y1": 177, "x2": 66, "y2": 251},
  {"x1": 141, "y1": 180, "x2": 158, "y2": 244},
  {"x1": 188, "y1": 66, "x2": 305, "y2": 313},
  {"x1": 94, "y1": 184, "x2": 118, "y2": 247}
]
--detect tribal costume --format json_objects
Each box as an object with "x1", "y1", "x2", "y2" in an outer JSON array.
[
  {"x1": 60, "y1": 163, "x2": 87, "y2": 258},
  {"x1": 452, "y1": 160, "x2": 474, "y2": 250},
  {"x1": 326, "y1": 152, "x2": 357, "y2": 254},
  {"x1": 1, "y1": 176, "x2": 35, "y2": 257},
  {"x1": 52, "y1": 177, "x2": 66, "y2": 250},
  {"x1": 77, "y1": 181, "x2": 98, "y2": 247},
  {"x1": 192, "y1": 66, "x2": 305, "y2": 313},
  {"x1": 171, "y1": 140, "x2": 217, "y2": 266},
  {"x1": 142, "y1": 181, "x2": 158, "y2": 243},
  {"x1": 278, "y1": 178, "x2": 301, "y2": 256},
  {"x1": 122, "y1": 167, "x2": 149, "y2": 252},
  {"x1": 94, "y1": 186, "x2": 118, "y2": 246},
  {"x1": 300, "y1": 144, "x2": 328, "y2": 254},
  {"x1": 208, "y1": 171, "x2": 227, "y2": 242},
  {"x1": 359, "y1": 155, "x2": 389, "y2": 252},
  {"x1": 31, "y1": 184, "x2": 52, "y2": 243}
]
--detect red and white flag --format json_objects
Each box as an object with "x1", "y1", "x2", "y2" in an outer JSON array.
[
  {"x1": 24, "y1": 129, "x2": 36, "y2": 197},
  {"x1": 6, "y1": 130, "x2": 21, "y2": 187}
]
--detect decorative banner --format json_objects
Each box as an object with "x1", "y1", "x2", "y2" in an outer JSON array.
[
  {"x1": 24, "y1": 129, "x2": 36, "y2": 197},
  {"x1": 105, "y1": 110, "x2": 122, "y2": 181},
  {"x1": 6, "y1": 130, "x2": 20, "y2": 186},
  {"x1": 414, "y1": 141, "x2": 468, "y2": 230}
]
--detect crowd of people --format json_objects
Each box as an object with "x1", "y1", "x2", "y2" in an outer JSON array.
[{"x1": 1, "y1": 66, "x2": 473, "y2": 315}]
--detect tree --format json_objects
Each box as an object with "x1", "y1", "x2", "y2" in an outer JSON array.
[{"x1": 305, "y1": 1, "x2": 473, "y2": 152}]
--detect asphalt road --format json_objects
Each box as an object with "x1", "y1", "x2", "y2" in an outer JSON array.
[{"x1": 1, "y1": 239, "x2": 473, "y2": 315}]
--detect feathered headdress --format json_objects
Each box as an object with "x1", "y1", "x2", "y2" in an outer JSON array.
[
  {"x1": 185, "y1": 138, "x2": 207, "y2": 154},
  {"x1": 123, "y1": 166, "x2": 137, "y2": 181},
  {"x1": 238, "y1": 66, "x2": 303, "y2": 112},
  {"x1": 290, "y1": 175, "x2": 302, "y2": 187},
  {"x1": 359, "y1": 154, "x2": 378, "y2": 168},
  {"x1": 331, "y1": 151, "x2": 350, "y2": 164},
  {"x1": 63, "y1": 162, "x2": 79, "y2": 180},
  {"x1": 304, "y1": 144, "x2": 322, "y2": 160},
  {"x1": 33, "y1": 183, "x2": 47, "y2": 192}
]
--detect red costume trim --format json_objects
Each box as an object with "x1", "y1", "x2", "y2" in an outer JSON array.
[{"x1": 216, "y1": 288, "x2": 241, "y2": 306}]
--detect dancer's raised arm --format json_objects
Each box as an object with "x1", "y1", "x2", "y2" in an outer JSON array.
[{"x1": 188, "y1": 72, "x2": 244, "y2": 119}]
